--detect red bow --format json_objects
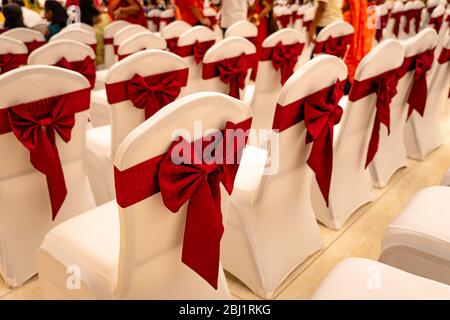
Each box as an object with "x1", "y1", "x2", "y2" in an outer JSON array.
[
  {"x1": 175, "y1": 40, "x2": 215, "y2": 64},
  {"x1": 404, "y1": 49, "x2": 435, "y2": 118},
  {"x1": 55, "y1": 57, "x2": 96, "y2": 89},
  {"x1": 25, "y1": 40, "x2": 45, "y2": 54},
  {"x1": 151, "y1": 16, "x2": 161, "y2": 31},
  {"x1": 114, "y1": 118, "x2": 252, "y2": 289},
  {"x1": 391, "y1": 11, "x2": 403, "y2": 37},
  {"x1": 0, "y1": 89, "x2": 90, "y2": 220},
  {"x1": 260, "y1": 41, "x2": 304, "y2": 85},
  {"x1": 349, "y1": 70, "x2": 400, "y2": 167},
  {"x1": 404, "y1": 9, "x2": 421, "y2": 33},
  {"x1": 429, "y1": 15, "x2": 443, "y2": 33},
  {"x1": 272, "y1": 80, "x2": 345, "y2": 205},
  {"x1": 438, "y1": 47, "x2": 450, "y2": 64},
  {"x1": 375, "y1": 14, "x2": 389, "y2": 42},
  {"x1": 277, "y1": 14, "x2": 291, "y2": 28},
  {"x1": 302, "y1": 20, "x2": 312, "y2": 31},
  {"x1": 166, "y1": 37, "x2": 179, "y2": 53},
  {"x1": 0, "y1": 53, "x2": 27, "y2": 75},
  {"x1": 314, "y1": 34, "x2": 353, "y2": 59}
]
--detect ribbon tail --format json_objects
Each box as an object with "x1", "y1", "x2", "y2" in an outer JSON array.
[
  {"x1": 407, "y1": 76, "x2": 427, "y2": 118},
  {"x1": 365, "y1": 117, "x2": 381, "y2": 168},
  {"x1": 228, "y1": 79, "x2": 240, "y2": 100}
]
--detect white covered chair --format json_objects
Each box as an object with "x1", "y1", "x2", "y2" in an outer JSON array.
[
  {"x1": 28, "y1": 40, "x2": 96, "y2": 89},
  {"x1": 117, "y1": 32, "x2": 167, "y2": 61},
  {"x1": 399, "y1": 1, "x2": 423, "y2": 39},
  {"x1": 103, "y1": 20, "x2": 129, "y2": 69},
  {"x1": 298, "y1": 7, "x2": 315, "y2": 65},
  {"x1": 372, "y1": 3, "x2": 390, "y2": 45},
  {"x1": 429, "y1": 4, "x2": 446, "y2": 43},
  {"x1": 63, "y1": 22, "x2": 96, "y2": 35},
  {"x1": 87, "y1": 50, "x2": 188, "y2": 205},
  {"x1": 385, "y1": 1, "x2": 405, "y2": 39},
  {"x1": 49, "y1": 29, "x2": 97, "y2": 53},
  {"x1": 404, "y1": 35, "x2": 449, "y2": 160},
  {"x1": 313, "y1": 40, "x2": 405, "y2": 230},
  {"x1": 0, "y1": 66, "x2": 96, "y2": 287},
  {"x1": 369, "y1": 29, "x2": 437, "y2": 188},
  {"x1": 311, "y1": 258, "x2": 450, "y2": 299},
  {"x1": 202, "y1": 36, "x2": 256, "y2": 101},
  {"x1": 380, "y1": 186, "x2": 450, "y2": 286},
  {"x1": 1, "y1": 27, "x2": 45, "y2": 54},
  {"x1": 161, "y1": 20, "x2": 192, "y2": 52},
  {"x1": 0, "y1": 36, "x2": 28, "y2": 75},
  {"x1": 176, "y1": 26, "x2": 216, "y2": 94},
  {"x1": 204, "y1": 7, "x2": 221, "y2": 39},
  {"x1": 147, "y1": 8, "x2": 162, "y2": 32},
  {"x1": 224, "y1": 20, "x2": 258, "y2": 45},
  {"x1": 37, "y1": 92, "x2": 252, "y2": 299},
  {"x1": 159, "y1": 9, "x2": 176, "y2": 31},
  {"x1": 250, "y1": 28, "x2": 305, "y2": 130},
  {"x1": 313, "y1": 21, "x2": 354, "y2": 60},
  {"x1": 222, "y1": 55, "x2": 345, "y2": 299},
  {"x1": 274, "y1": 5, "x2": 292, "y2": 29}
]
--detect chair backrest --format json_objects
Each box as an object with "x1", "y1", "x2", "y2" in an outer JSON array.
[
  {"x1": 63, "y1": 22, "x2": 96, "y2": 35},
  {"x1": 28, "y1": 39, "x2": 95, "y2": 65},
  {"x1": 117, "y1": 32, "x2": 167, "y2": 59},
  {"x1": 0, "y1": 36, "x2": 28, "y2": 74},
  {"x1": 0, "y1": 65, "x2": 90, "y2": 180},
  {"x1": 147, "y1": 8, "x2": 162, "y2": 32},
  {"x1": 177, "y1": 26, "x2": 217, "y2": 94},
  {"x1": 301, "y1": 7, "x2": 316, "y2": 35},
  {"x1": 103, "y1": 20, "x2": 130, "y2": 68},
  {"x1": 49, "y1": 29, "x2": 97, "y2": 49},
  {"x1": 161, "y1": 20, "x2": 192, "y2": 42},
  {"x1": 337, "y1": 40, "x2": 405, "y2": 170},
  {"x1": 202, "y1": 36, "x2": 256, "y2": 98},
  {"x1": 159, "y1": 8, "x2": 175, "y2": 31},
  {"x1": 113, "y1": 25, "x2": 150, "y2": 49},
  {"x1": 274, "y1": 5, "x2": 293, "y2": 29},
  {"x1": 224, "y1": 20, "x2": 258, "y2": 39},
  {"x1": 105, "y1": 49, "x2": 189, "y2": 156},
  {"x1": 386, "y1": 1, "x2": 404, "y2": 38},
  {"x1": 113, "y1": 92, "x2": 252, "y2": 298},
  {"x1": 1, "y1": 27, "x2": 45, "y2": 47}
]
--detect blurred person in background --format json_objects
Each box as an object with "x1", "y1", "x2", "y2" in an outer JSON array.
[
  {"x1": 108, "y1": 0, "x2": 147, "y2": 27},
  {"x1": 219, "y1": 0, "x2": 253, "y2": 33},
  {"x1": 44, "y1": 0, "x2": 68, "y2": 40},
  {"x1": 173, "y1": 0, "x2": 211, "y2": 26},
  {"x1": 0, "y1": 2, "x2": 25, "y2": 32},
  {"x1": 307, "y1": 0, "x2": 344, "y2": 44}
]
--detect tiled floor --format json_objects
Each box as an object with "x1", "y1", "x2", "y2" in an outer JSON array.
[{"x1": 1, "y1": 100, "x2": 449, "y2": 300}]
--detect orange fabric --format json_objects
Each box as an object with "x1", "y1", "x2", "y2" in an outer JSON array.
[
  {"x1": 343, "y1": 0, "x2": 374, "y2": 81},
  {"x1": 108, "y1": 0, "x2": 147, "y2": 27}
]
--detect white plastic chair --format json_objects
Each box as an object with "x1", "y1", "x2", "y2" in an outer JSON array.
[
  {"x1": 404, "y1": 34, "x2": 450, "y2": 160},
  {"x1": 222, "y1": 56, "x2": 346, "y2": 298},
  {"x1": 103, "y1": 20, "x2": 129, "y2": 69},
  {"x1": 37, "y1": 92, "x2": 252, "y2": 299},
  {"x1": 202, "y1": 36, "x2": 256, "y2": 100},
  {"x1": 250, "y1": 28, "x2": 306, "y2": 130},
  {"x1": 0, "y1": 36, "x2": 28, "y2": 74},
  {"x1": 87, "y1": 50, "x2": 188, "y2": 205},
  {"x1": 370, "y1": 29, "x2": 437, "y2": 188},
  {"x1": 1, "y1": 28, "x2": 45, "y2": 54},
  {"x1": 312, "y1": 40, "x2": 405, "y2": 230},
  {"x1": 177, "y1": 26, "x2": 217, "y2": 94},
  {"x1": 0, "y1": 66, "x2": 96, "y2": 287}
]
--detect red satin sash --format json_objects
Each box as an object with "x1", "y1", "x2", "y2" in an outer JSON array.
[
  {"x1": 202, "y1": 53, "x2": 257, "y2": 99},
  {"x1": 0, "y1": 53, "x2": 27, "y2": 75},
  {"x1": 55, "y1": 56, "x2": 96, "y2": 89},
  {"x1": 259, "y1": 41, "x2": 304, "y2": 85},
  {"x1": 391, "y1": 11, "x2": 403, "y2": 37},
  {"x1": 114, "y1": 118, "x2": 252, "y2": 289},
  {"x1": 438, "y1": 47, "x2": 450, "y2": 64},
  {"x1": 404, "y1": 8, "x2": 422, "y2": 33},
  {"x1": 165, "y1": 37, "x2": 179, "y2": 53},
  {"x1": 0, "y1": 88, "x2": 91, "y2": 219},
  {"x1": 314, "y1": 34, "x2": 353, "y2": 58},
  {"x1": 25, "y1": 40, "x2": 45, "y2": 54},
  {"x1": 104, "y1": 37, "x2": 113, "y2": 45},
  {"x1": 429, "y1": 15, "x2": 444, "y2": 33},
  {"x1": 277, "y1": 14, "x2": 291, "y2": 28},
  {"x1": 105, "y1": 68, "x2": 189, "y2": 119},
  {"x1": 174, "y1": 39, "x2": 216, "y2": 64},
  {"x1": 272, "y1": 80, "x2": 345, "y2": 205},
  {"x1": 375, "y1": 14, "x2": 389, "y2": 42}
]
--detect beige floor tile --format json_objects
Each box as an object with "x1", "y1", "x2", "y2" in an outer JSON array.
[{"x1": 1, "y1": 276, "x2": 42, "y2": 300}]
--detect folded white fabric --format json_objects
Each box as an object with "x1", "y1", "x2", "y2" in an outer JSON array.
[{"x1": 311, "y1": 257, "x2": 450, "y2": 299}]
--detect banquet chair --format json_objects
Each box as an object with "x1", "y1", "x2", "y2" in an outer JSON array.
[
  {"x1": 311, "y1": 258, "x2": 450, "y2": 299},
  {"x1": 399, "y1": 1, "x2": 424, "y2": 39},
  {"x1": 312, "y1": 40, "x2": 405, "y2": 230},
  {"x1": 222, "y1": 55, "x2": 346, "y2": 298},
  {"x1": 202, "y1": 36, "x2": 256, "y2": 101},
  {"x1": 37, "y1": 92, "x2": 252, "y2": 299},
  {"x1": 159, "y1": 9, "x2": 176, "y2": 31},
  {"x1": 87, "y1": 50, "x2": 189, "y2": 205},
  {"x1": 429, "y1": 5, "x2": 446, "y2": 43},
  {"x1": 1, "y1": 28, "x2": 45, "y2": 54},
  {"x1": 28, "y1": 40, "x2": 96, "y2": 90},
  {"x1": 313, "y1": 21, "x2": 354, "y2": 60},
  {"x1": 425, "y1": 0, "x2": 440, "y2": 24},
  {"x1": 0, "y1": 36, "x2": 28, "y2": 75},
  {"x1": 176, "y1": 26, "x2": 216, "y2": 94},
  {"x1": 224, "y1": 20, "x2": 258, "y2": 45},
  {"x1": 95, "y1": 25, "x2": 150, "y2": 90},
  {"x1": 63, "y1": 22, "x2": 96, "y2": 35},
  {"x1": 293, "y1": 4, "x2": 311, "y2": 32},
  {"x1": 404, "y1": 34, "x2": 450, "y2": 160},
  {"x1": 298, "y1": 7, "x2": 316, "y2": 65},
  {"x1": 0, "y1": 66, "x2": 96, "y2": 287},
  {"x1": 91, "y1": 33, "x2": 167, "y2": 127},
  {"x1": 274, "y1": 5, "x2": 293, "y2": 29},
  {"x1": 290, "y1": 3, "x2": 301, "y2": 31},
  {"x1": 49, "y1": 29, "x2": 97, "y2": 53},
  {"x1": 204, "y1": 7, "x2": 221, "y2": 39},
  {"x1": 103, "y1": 20, "x2": 129, "y2": 68},
  {"x1": 250, "y1": 28, "x2": 305, "y2": 130},
  {"x1": 369, "y1": 28, "x2": 437, "y2": 188},
  {"x1": 147, "y1": 8, "x2": 162, "y2": 32},
  {"x1": 161, "y1": 20, "x2": 192, "y2": 53},
  {"x1": 385, "y1": 1, "x2": 405, "y2": 39},
  {"x1": 373, "y1": 3, "x2": 390, "y2": 46}
]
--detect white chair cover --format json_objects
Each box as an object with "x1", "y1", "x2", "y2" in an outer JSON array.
[
  {"x1": 103, "y1": 20, "x2": 129, "y2": 69},
  {"x1": 28, "y1": 39, "x2": 96, "y2": 65},
  {"x1": 63, "y1": 22, "x2": 96, "y2": 35},
  {"x1": 224, "y1": 20, "x2": 258, "y2": 40},
  {"x1": 0, "y1": 37, "x2": 28, "y2": 74},
  {"x1": 385, "y1": 1, "x2": 405, "y2": 39}
]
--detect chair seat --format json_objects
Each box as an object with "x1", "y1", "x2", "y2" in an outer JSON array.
[
  {"x1": 86, "y1": 125, "x2": 111, "y2": 160},
  {"x1": 38, "y1": 201, "x2": 120, "y2": 298},
  {"x1": 311, "y1": 257, "x2": 450, "y2": 299},
  {"x1": 380, "y1": 186, "x2": 450, "y2": 284}
]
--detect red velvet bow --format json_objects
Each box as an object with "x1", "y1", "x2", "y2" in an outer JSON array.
[
  {"x1": 151, "y1": 16, "x2": 161, "y2": 31},
  {"x1": 202, "y1": 53, "x2": 257, "y2": 99},
  {"x1": 207, "y1": 15, "x2": 218, "y2": 28},
  {"x1": 349, "y1": 70, "x2": 400, "y2": 167},
  {"x1": 114, "y1": 118, "x2": 252, "y2": 289},
  {"x1": 277, "y1": 14, "x2": 291, "y2": 28},
  {"x1": 429, "y1": 15, "x2": 443, "y2": 33},
  {"x1": 166, "y1": 37, "x2": 179, "y2": 53},
  {"x1": 375, "y1": 14, "x2": 389, "y2": 42},
  {"x1": 55, "y1": 57, "x2": 96, "y2": 89},
  {"x1": 314, "y1": 34, "x2": 353, "y2": 59},
  {"x1": 404, "y1": 9, "x2": 422, "y2": 33},
  {"x1": 272, "y1": 80, "x2": 345, "y2": 205},
  {"x1": 25, "y1": 40, "x2": 45, "y2": 54},
  {"x1": 175, "y1": 40, "x2": 216, "y2": 64},
  {"x1": 105, "y1": 69, "x2": 189, "y2": 119},
  {"x1": 438, "y1": 47, "x2": 450, "y2": 64},
  {"x1": 391, "y1": 11, "x2": 403, "y2": 37},
  {"x1": 0, "y1": 88, "x2": 90, "y2": 220},
  {"x1": 0, "y1": 53, "x2": 27, "y2": 75},
  {"x1": 260, "y1": 41, "x2": 304, "y2": 85},
  {"x1": 402, "y1": 49, "x2": 435, "y2": 118}
]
